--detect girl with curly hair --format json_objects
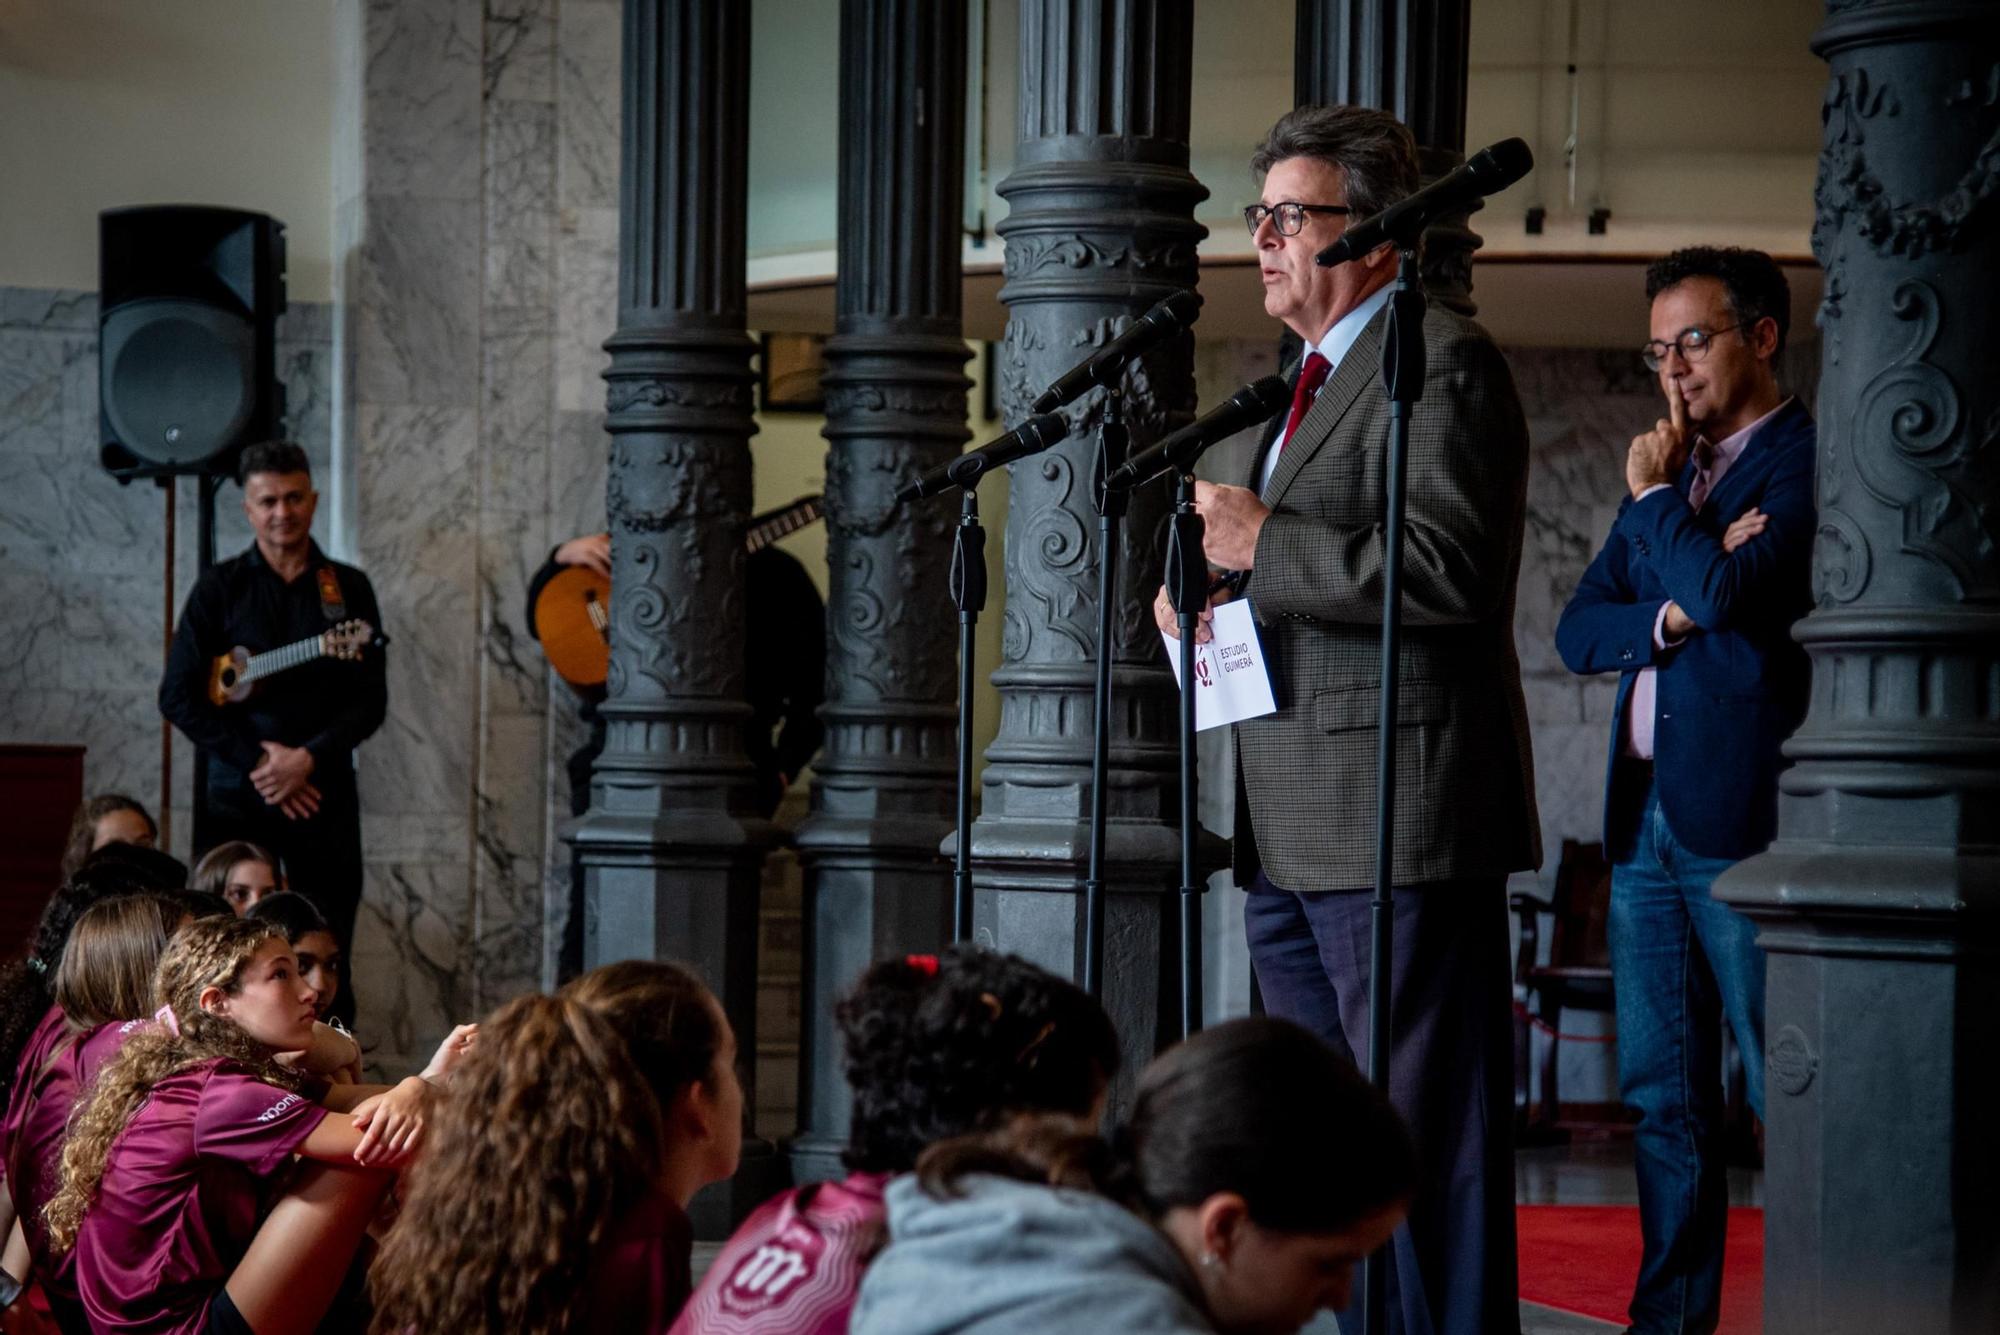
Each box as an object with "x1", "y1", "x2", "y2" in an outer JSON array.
[
  {"x1": 675, "y1": 946, "x2": 1120, "y2": 1335},
  {"x1": 47, "y1": 914, "x2": 438, "y2": 1335},
  {"x1": 368, "y1": 960, "x2": 742, "y2": 1335},
  {"x1": 852, "y1": 1017, "x2": 1419, "y2": 1335}
]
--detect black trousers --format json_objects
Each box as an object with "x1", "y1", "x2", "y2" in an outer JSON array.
[
  {"x1": 1244, "y1": 872, "x2": 1520, "y2": 1335},
  {"x1": 197, "y1": 762, "x2": 363, "y2": 1026}
]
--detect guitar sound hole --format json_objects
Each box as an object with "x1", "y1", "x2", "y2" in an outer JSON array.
[{"x1": 221, "y1": 668, "x2": 236, "y2": 688}]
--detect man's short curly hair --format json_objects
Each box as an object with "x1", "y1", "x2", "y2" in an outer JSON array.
[
  {"x1": 1644, "y1": 246, "x2": 1791, "y2": 358},
  {"x1": 835, "y1": 946, "x2": 1119, "y2": 1174},
  {"x1": 236, "y1": 440, "x2": 311, "y2": 487}
]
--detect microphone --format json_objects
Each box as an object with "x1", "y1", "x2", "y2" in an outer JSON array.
[
  {"x1": 896, "y1": 413, "x2": 1070, "y2": 503},
  {"x1": 1104, "y1": 375, "x2": 1291, "y2": 492},
  {"x1": 1315, "y1": 138, "x2": 1534, "y2": 268},
  {"x1": 1029, "y1": 290, "x2": 1203, "y2": 414}
]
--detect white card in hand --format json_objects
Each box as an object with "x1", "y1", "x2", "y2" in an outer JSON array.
[{"x1": 1160, "y1": 599, "x2": 1278, "y2": 731}]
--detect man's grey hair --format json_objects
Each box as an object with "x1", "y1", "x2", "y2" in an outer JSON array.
[{"x1": 1250, "y1": 105, "x2": 1420, "y2": 222}]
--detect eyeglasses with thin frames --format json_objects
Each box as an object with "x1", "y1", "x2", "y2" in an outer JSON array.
[
  {"x1": 1641, "y1": 323, "x2": 1746, "y2": 373},
  {"x1": 1243, "y1": 201, "x2": 1352, "y2": 236}
]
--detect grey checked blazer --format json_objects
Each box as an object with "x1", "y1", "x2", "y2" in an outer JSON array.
[{"x1": 1233, "y1": 301, "x2": 1541, "y2": 891}]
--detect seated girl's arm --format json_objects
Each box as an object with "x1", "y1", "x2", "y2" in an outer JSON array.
[
  {"x1": 275, "y1": 1023, "x2": 363, "y2": 1080},
  {"x1": 310, "y1": 1076, "x2": 435, "y2": 1167},
  {"x1": 319, "y1": 1082, "x2": 393, "y2": 1114}
]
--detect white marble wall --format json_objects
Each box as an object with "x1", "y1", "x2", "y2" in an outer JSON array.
[{"x1": 0, "y1": 287, "x2": 333, "y2": 857}]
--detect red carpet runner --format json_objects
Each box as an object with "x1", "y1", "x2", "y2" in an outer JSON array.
[{"x1": 1516, "y1": 1205, "x2": 1763, "y2": 1334}]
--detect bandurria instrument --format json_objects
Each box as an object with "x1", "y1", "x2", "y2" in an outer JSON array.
[
  {"x1": 535, "y1": 494, "x2": 824, "y2": 690},
  {"x1": 207, "y1": 620, "x2": 379, "y2": 706}
]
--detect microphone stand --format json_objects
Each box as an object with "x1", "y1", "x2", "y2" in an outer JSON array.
[
  {"x1": 1361, "y1": 244, "x2": 1426, "y2": 1335},
  {"x1": 948, "y1": 486, "x2": 987, "y2": 943},
  {"x1": 1082, "y1": 389, "x2": 1127, "y2": 997},
  {"x1": 1164, "y1": 470, "x2": 1206, "y2": 1038}
]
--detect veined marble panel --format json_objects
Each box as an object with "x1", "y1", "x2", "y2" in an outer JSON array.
[
  {"x1": 0, "y1": 332, "x2": 91, "y2": 456},
  {"x1": 0, "y1": 448, "x2": 165, "y2": 582},
  {"x1": 485, "y1": 0, "x2": 555, "y2": 103},
  {"x1": 478, "y1": 509, "x2": 553, "y2": 719},
  {"x1": 0, "y1": 569, "x2": 61, "y2": 684},
  {"x1": 361, "y1": 0, "x2": 483, "y2": 202},
  {"x1": 479, "y1": 314, "x2": 555, "y2": 516},
  {"x1": 58, "y1": 574, "x2": 160, "y2": 693},
  {"x1": 353, "y1": 858, "x2": 474, "y2": 1078},
  {"x1": 550, "y1": 409, "x2": 610, "y2": 540},
  {"x1": 0, "y1": 687, "x2": 164, "y2": 802},
  {"x1": 484, "y1": 102, "x2": 557, "y2": 311},
  {"x1": 352, "y1": 197, "x2": 481, "y2": 407},
  {"x1": 472, "y1": 707, "x2": 548, "y2": 1007},
  {"x1": 555, "y1": 0, "x2": 620, "y2": 211},
  {"x1": 0, "y1": 289, "x2": 96, "y2": 331},
  {"x1": 553, "y1": 207, "x2": 617, "y2": 414}
]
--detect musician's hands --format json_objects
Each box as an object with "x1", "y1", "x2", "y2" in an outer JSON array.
[
  {"x1": 254, "y1": 741, "x2": 318, "y2": 816},
  {"x1": 1192, "y1": 482, "x2": 1270, "y2": 571},
  {"x1": 554, "y1": 533, "x2": 612, "y2": 577},
  {"x1": 1722, "y1": 507, "x2": 1767, "y2": 553},
  {"x1": 1155, "y1": 582, "x2": 1233, "y2": 645},
  {"x1": 1628, "y1": 377, "x2": 1693, "y2": 499}
]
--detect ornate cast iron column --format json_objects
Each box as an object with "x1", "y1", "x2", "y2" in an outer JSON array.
[
  {"x1": 790, "y1": 0, "x2": 970, "y2": 1186},
  {"x1": 1717, "y1": 5, "x2": 2000, "y2": 1331},
  {"x1": 978, "y1": 0, "x2": 1208, "y2": 1105},
  {"x1": 572, "y1": 0, "x2": 782, "y2": 1233},
  {"x1": 1294, "y1": 0, "x2": 1482, "y2": 313}
]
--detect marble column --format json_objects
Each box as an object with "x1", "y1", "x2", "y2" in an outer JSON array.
[
  {"x1": 571, "y1": 0, "x2": 782, "y2": 1234},
  {"x1": 1293, "y1": 0, "x2": 1481, "y2": 314},
  {"x1": 789, "y1": 0, "x2": 970, "y2": 1185},
  {"x1": 1715, "y1": 5, "x2": 2000, "y2": 1331},
  {"x1": 978, "y1": 0, "x2": 1208, "y2": 1109}
]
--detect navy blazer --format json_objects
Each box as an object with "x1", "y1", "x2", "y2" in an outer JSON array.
[{"x1": 1554, "y1": 398, "x2": 1817, "y2": 862}]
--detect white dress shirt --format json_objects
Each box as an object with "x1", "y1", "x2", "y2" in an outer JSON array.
[{"x1": 1256, "y1": 284, "x2": 1395, "y2": 495}]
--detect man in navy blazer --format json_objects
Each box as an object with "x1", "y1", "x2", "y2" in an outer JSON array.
[{"x1": 1556, "y1": 247, "x2": 1815, "y2": 1334}]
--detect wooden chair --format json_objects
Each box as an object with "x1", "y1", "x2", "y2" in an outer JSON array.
[{"x1": 1510, "y1": 838, "x2": 1616, "y2": 1139}]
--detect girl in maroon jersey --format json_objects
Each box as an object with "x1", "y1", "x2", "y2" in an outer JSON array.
[
  {"x1": 674, "y1": 947, "x2": 1121, "y2": 1335},
  {"x1": 45, "y1": 914, "x2": 435, "y2": 1335},
  {"x1": 368, "y1": 960, "x2": 742, "y2": 1335}
]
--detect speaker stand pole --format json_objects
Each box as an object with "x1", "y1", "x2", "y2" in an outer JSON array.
[
  {"x1": 949, "y1": 485, "x2": 987, "y2": 943},
  {"x1": 1361, "y1": 243, "x2": 1426, "y2": 1335},
  {"x1": 1165, "y1": 468, "x2": 1206, "y2": 1038},
  {"x1": 190, "y1": 472, "x2": 221, "y2": 849},
  {"x1": 1083, "y1": 388, "x2": 1128, "y2": 998},
  {"x1": 159, "y1": 477, "x2": 176, "y2": 853}
]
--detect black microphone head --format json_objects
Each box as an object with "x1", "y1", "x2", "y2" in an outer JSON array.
[
  {"x1": 1239, "y1": 374, "x2": 1292, "y2": 417},
  {"x1": 1466, "y1": 137, "x2": 1534, "y2": 193},
  {"x1": 1148, "y1": 287, "x2": 1203, "y2": 332}
]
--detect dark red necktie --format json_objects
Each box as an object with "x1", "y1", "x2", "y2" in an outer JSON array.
[{"x1": 1280, "y1": 352, "x2": 1332, "y2": 450}]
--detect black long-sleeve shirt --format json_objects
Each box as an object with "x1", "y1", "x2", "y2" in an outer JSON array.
[{"x1": 159, "y1": 542, "x2": 388, "y2": 785}]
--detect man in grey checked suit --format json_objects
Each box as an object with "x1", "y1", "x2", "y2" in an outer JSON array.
[{"x1": 1159, "y1": 106, "x2": 1539, "y2": 1335}]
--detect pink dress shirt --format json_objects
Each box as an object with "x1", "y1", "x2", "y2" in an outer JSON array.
[{"x1": 1621, "y1": 399, "x2": 1793, "y2": 759}]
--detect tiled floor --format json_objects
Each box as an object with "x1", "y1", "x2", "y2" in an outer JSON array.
[{"x1": 696, "y1": 1139, "x2": 1764, "y2": 1335}]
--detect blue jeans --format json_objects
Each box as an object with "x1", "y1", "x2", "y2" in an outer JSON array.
[{"x1": 1610, "y1": 776, "x2": 1766, "y2": 1334}]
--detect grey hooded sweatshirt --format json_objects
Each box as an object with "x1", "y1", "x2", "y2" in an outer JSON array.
[{"x1": 850, "y1": 1173, "x2": 1217, "y2": 1334}]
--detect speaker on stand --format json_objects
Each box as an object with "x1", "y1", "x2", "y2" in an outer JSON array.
[{"x1": 99, "y1": 205, "x2": 288, "y2": 854}]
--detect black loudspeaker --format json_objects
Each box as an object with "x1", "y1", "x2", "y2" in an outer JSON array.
[{"x1": 98, "y1": 206, "x2": 287, "y2": 481}]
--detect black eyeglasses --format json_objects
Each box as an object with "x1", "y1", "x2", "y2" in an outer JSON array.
[
  {"x1": 1641, "y1": 323, "x2": 1746, "y2": 372},
  {"x1": 1243, "y1": 201, "x2": 1352, "y2": 236}
]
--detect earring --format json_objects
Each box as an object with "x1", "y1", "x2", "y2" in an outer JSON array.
[{"x1": 1200, "y1": 1251, "x2": 1223, "y2": 1270}]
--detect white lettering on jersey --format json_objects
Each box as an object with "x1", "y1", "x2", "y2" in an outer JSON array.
[{"x1": 730, "y1": 1244, "x2": 810, "y2": 1298}]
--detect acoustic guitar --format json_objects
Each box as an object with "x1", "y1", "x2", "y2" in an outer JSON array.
[
  {"x1": 536, "y1": 495, "x2": 825, "y2": 691},
  {"x1": 207, "y1": 620, "x2": 380, "y2": 707}
]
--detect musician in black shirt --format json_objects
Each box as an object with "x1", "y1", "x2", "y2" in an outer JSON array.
[{"x1": 159, "y1": 442, "x2": 386, "y2": 1013}]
